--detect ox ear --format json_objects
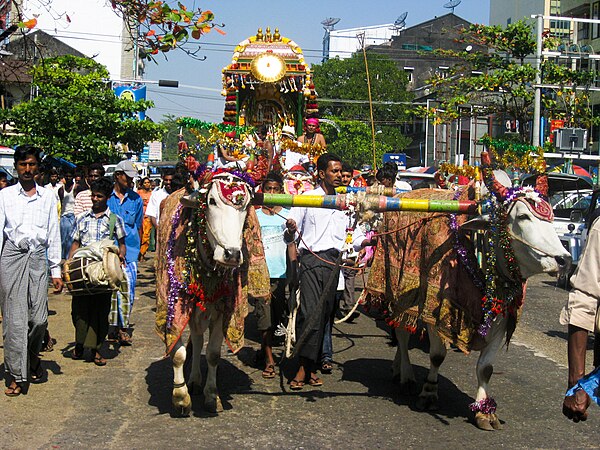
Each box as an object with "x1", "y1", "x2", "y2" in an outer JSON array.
[{"x1": 460, "y1": 214, "x2": 490, "y2": 231}]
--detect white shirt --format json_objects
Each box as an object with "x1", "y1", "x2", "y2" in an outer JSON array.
[
  {"x1": 283, "y1": 149, "x2": 309, "y2": 171},
  {"x1": 0, "y1": 183, "x2": 61, "y2": 278},
  {"x1": 286, "y1": 186, "x2": 365, "y2": 253},
  {"x1": 146, "y1": 187, "x2": 170, "y2": 224}
]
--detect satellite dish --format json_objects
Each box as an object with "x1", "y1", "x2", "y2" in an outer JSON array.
[
  {"x1": 443, "y1": 0, "x2": 462, "y2": 13},
  {"x1": 391, "y1": 11, "x2": 408, "y2": 35},
  {"x1": 321, "y1": 17, "x2": 341, "y2": 30}
]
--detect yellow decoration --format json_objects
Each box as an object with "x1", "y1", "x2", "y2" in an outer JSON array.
[
  {"x1": 280, "y1": 139, "x2": 326, "y2": 160},
  {"x1": 250, "y1": 53, "x2": 286, "y2": 82}
]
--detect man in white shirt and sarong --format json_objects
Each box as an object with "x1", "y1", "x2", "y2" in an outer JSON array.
[{"x1": 0, "y1": 145, "x2": 63, "y2": 397}]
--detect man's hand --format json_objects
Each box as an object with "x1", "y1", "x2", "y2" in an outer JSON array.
[
  {"x1": 286, "y1": 218, "x2": 297, "y2": 234},
  {"x1": 563, "y1": 389, "x2": 591, "y2": 422},
  {"x1": 52, "y1": 277, "x2": 64, "y2": 294}
]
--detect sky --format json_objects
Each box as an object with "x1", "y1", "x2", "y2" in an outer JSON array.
[{"x1": 143, "y1": 0, "x2": 490, "y2": 123}]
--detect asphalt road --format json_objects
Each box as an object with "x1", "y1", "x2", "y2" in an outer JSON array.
[{"x1": 1, "y1": 256, "x2": 599, "y2": 449}]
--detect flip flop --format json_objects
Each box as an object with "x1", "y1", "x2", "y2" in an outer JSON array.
[
  {"x1": 289, "y1": 379, "x2": 304, "y2": 391},
  {"x1": 321, "y1": 361, "x2": 333, "y2": 374},
  {"x1": 308, "y1": 376, "x2": 323, "y2": 387},
  {"x1": 94, "y1": 355, "x2": 107, "y2": 367},
  {"x1": 30, "y1": 358, "x2": 46, "y2": 383},
  {"x1": 4, "y1": 383, "x2": 22, "y2": 397},
  {"x1": 262, "y1": 364, "x2": 276, "y2": 379}
]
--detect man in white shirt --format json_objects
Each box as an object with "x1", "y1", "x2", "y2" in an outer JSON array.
[
  {"x1": 284, "y1": 153, "x2": 369, "y2": 390},
  {"x1": 0, "y1": 145, "x2": 63, "y2": 397},
  {"x1": 146, "y1": 170, "x2": 174, "y2": 227}
]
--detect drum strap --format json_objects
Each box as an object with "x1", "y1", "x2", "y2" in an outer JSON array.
[{"x1": 108, "y1": 213, "x2": 117, "y2": 240}]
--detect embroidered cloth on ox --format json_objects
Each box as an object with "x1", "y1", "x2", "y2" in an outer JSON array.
[
  {"x1": 363, "y1": 187, "x2": 517, "y2": 353},
  {"x1": 216, "y1": 179, "x2": 249, "y2": 209},
  {"x1": 155, "y1": 188, "x2": 270, "y2": 354}
]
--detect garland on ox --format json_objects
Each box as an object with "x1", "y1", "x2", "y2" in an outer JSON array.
[
  {"x1": 155, "y1": 167, "x2": 270, "y2": 355},
  {"x1": 362, "y1": 149, "x2": 552, "y2": 353}
]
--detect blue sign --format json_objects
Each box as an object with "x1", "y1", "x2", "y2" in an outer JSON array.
[
  {"x1": 140, "y1": 145, "x2": 150, "y2": 163},
  {"x1": 113, "y1": 84, "x2": 147, "y2": 120},
  {"x1": 383, "y1": 153, "x2": 407, "y2": 169}
]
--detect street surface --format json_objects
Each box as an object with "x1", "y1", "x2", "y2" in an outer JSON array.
[{"x1": 1, "y1": 255, "x2": 599, "y2": 449}]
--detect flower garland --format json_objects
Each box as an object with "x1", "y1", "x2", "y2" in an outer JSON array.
[
  {"x1": 469, "y1": 397, "x2": 497, "y2": 414},
  {"x1": 280, "y1": 139, "x2": 326, "y2": 160}
]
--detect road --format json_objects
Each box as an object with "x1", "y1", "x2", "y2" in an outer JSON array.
[{"x1": 1, "y1": 256, "x2": 599, "y2": 449}]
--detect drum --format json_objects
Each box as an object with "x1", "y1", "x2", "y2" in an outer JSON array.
[{"x1": 62, "y1": 257, "x2": 114, "y2": 296}]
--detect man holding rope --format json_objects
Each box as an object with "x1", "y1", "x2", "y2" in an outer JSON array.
[{"x1": 284, "y1": 153, "x2": 372, "y2": 390}]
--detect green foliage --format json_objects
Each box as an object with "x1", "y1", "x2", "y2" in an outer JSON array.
[
  {"x1": 159, "y1": 114, "x2": 201, "y2": 161},
  {"x1": 424, "y1": 20, "x2": 598, "y2": 140},
  {"x1": 312, "y1": 53, "x2": 413, "y2": 165},
  {"x1": 1, "y1": 55, "x2": 164, "y2": 164},
  {"x1": 320, "y1": 118, "x2": 410, "y2": 169}
]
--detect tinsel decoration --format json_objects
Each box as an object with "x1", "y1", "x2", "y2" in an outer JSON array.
[
  {"x1": 439, "y1": 163, "x2": 480, "y2": 179},
  {"x1": 480, "y1": 136, "x2": 546, "y2": 174},
  {"x1": 469, "y1": 397, "x2": 498, "y2": 414},
  {"x1": 280, "y1": 139, "x2": 326, "y2": 159},
  {"x1": 178, "y1": 117, "x2": 255, "y2": 135},
  {"x1": 166, "y1": 204, "x2": 184, "y2": 329}
]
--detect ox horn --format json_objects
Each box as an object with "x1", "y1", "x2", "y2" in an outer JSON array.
[
  {"x1": 480, "y1": 150, "x2": 509, "y2": 200},
  {"x1": 535, "y1": 174, "x2": 549, "y2": 198}
]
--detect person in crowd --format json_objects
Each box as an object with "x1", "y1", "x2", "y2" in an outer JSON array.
[
  {"x1": 255, "y1": 171, "x2": 291, "y2": 379},
  {"x1": 68, "y1": 177, "x2": 126, "y2": 366},
  {"x1": 58, "y1": 167, "x2": 77, "y2": 262},
  {"x1": 107, "y1": 160, "x2": 143, "y2": 346},
  {"x1": 297, "y1": 118, "x2": 327, "y2": 150},
  {"x1": 280, "y1": 125, "x2": 309, "y2": 171},
  {"x1": 0, "y1": 171, "x2": 8, "y2": 190},
  {"x1": 146, "y1": 169, "x2": 174, "y2": 228},
  {"x1": 338, "y1": 163, "x2": 361, "y2": 322},
  {"x1": 0, "y1": 145, "x2": 63, "y2": 397},
  {"x1": 73, "y1": 167, "x2": 86, "y2": 196},
  {"x1": 137, "y1": 177, "x2": 153, "y2": 261},
  {"x1": 560, "y1": 216, "x2": 600, "y2": 422},
  {"x1": 73, "y1": 163, "x2": 105, "y2": 216},
  {"x1": 284, "y1": 153, "x2": 370, "y2": 390},
  {"x1": 376, "y1": 161, "x2": 412, "y2": 192}
]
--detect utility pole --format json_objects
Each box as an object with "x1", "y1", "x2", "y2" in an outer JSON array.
[{"x1": 357, "y1": 32, "x2": 378, "y2": 170}]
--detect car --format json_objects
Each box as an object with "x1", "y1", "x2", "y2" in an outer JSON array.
[{"x1": 397, "y1": 171, "x2": 437, "y2": 189}]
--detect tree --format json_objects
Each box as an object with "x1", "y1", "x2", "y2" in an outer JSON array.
[
  {"x1": 159, "y1": 114, "x2": 199, "y2": 161},
  {"x1": 7, "y1": 1, "x2": 222, "y2": 60},
  {"x1": 312, "y1": 53, "x2": 412, "y2": 163},
  {"x1": 424, "y1": 20, "x2": 597, "y2": 141},
  {"x1": 0, "y1": 55, "x2": 165, "y2": 164}
]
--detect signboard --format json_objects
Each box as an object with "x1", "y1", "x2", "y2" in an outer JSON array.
[
  {"x1": 148, "y1": 141, "x2": 162, "y2": 161},
  {"x1": 382, "y1": 153, "x2": 407, "y2": 170},
  {"x1": 139, "y1": 145, "x2": 150, "y2": 163},
  {"x1": 554, "y1": 128, "x2": 588, "y2": 152},
  {"x1": 113, "y1": 84, "x2": 147, "y2": 120}
]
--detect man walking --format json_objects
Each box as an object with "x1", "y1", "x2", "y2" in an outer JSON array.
[
  {"x1": 145, "y1": 169, "x2": 174, "y2": 227},
  {"x1": 107, "y1": 160, "x2": 143, "y2": 346},
  {"x1": 0, "y1": 145, "x2": 63, "y2": 396},
  {"x1": 284, "y1": 153, "x2": 368, "y2": 390}
]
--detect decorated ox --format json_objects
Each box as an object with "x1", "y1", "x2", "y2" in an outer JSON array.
[
  {"x1": 362, "y1": 159, "x2": 571, "y2": 430},
  {"x1": 155, "y1": 169, "x2": 270, "y2": 416}
]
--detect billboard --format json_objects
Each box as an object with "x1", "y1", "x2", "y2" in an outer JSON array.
[{"x1": 113, "y1": 84, "x2": 147, "y2": 120}]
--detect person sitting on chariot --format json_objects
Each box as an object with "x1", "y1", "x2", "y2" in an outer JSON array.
[
  {"x1": 214, "y1": 132, "x2": 249, "y2": 171},
  {"x1": 250, "y1": 125, "x2": 278, "y2": 184},
  {"x1": 297, "y1": 117, "x2": 326, "y2": 150},
  {"x1": 280, "y1": 125, "x2": 309, "y2": 171}
]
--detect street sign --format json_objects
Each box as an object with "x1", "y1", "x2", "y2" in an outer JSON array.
[
  {"x1": 554, "y1": 128, "x2": 587, "y2": 152},
  {"x1": 383, "y1": 153, "x2": 407, "y2": 169},
  {"x1": 148, "y1": 141, "x2": 162, "y2": 161}
]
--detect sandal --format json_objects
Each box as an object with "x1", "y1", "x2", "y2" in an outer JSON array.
[
  {"x1": 289, "y1": 379, "x2": 305, "y2": 391},
  {"x1": 308, "y1": 376, "x2": 323, "y2": 387},
  {"x1": 262, "y1": 364, "x2": 276, "y2": 379},
  {"x1": 30, "y1": 358, "x2": 45, "y2": 383},
  {"x1": 118, "y1": 330, "x2": 132, "y2": 346},
  {"x1": 321, "y1": 361, "x2": 333, "y2": 374},
  {"x1": 94, "y1": 354, "x2": 107, "y2": 366},
  {"x1": 70, "y1": 347, "x2": 84, "y2": 360},
  {"x1": 4, "y1": 382, "x2": 22, "y2": 397}
]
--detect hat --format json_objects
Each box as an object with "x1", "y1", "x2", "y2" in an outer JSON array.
[
  {"x1": 115, "y1": 160, "x2": 138, "y2": 178},
  {"x1": 281, "y1": 125, "x2": 296, "y2": 139}
]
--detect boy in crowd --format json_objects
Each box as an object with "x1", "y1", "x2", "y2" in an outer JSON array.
[{"x1": 68, "y1": 177, "x2": 126, "y2": 365}]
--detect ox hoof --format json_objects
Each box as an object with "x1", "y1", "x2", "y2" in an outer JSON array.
[
  {"x1": 474, "y1": 412, "x2": 502, "y2": 431},
  {"x1": 415, "y1": 395, "x2": 438, "y2": 411},
  {"x1": 172, "y1": 396, "x2": 192, "y2": 417},
  {"x1": 204, "y1": 396, "x2": 223, "y2": 414}
]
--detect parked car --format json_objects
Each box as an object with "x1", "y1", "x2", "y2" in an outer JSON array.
[{"x1": 522, "y1": 172, "x2": 594, "y2": 268}]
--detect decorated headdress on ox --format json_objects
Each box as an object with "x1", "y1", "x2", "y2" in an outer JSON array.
[
  {"x1": 480, "y1": 150, "x2": 553, "y2": 223},
  {"x1": 179, "y1": 145, "x2": 256, "y2": 267}
]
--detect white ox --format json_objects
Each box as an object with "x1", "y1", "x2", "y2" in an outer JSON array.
[
  {"x1": 156, "y1": 172, "x2": 261, "y2": 416},
  {"x1": 365, "y1": 170, "x2": 571, "y2": 430}
]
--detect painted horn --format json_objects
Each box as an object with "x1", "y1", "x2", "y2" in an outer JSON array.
[
  {"x1": 535, "y1": 174, "x2": 549, "y2": 198},
  {"x1": 480, "y1": 151, "x2": 508, "y2": 200}
]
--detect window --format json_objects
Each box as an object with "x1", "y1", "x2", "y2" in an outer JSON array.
[
  {"x1": 403, "y1": 66, "x2": 414, "y2": 83},
  {"x1": 593, "y1": 2, "x2": 600, "y2": 39}
]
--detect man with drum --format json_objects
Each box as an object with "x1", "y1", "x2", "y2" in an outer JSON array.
[{"x1": 0, "y1": 145, "x2": 63, "y2": 397}]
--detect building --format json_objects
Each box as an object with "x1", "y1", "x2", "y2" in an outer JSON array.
[
  {"x1": 367, "y1": 13, "x2": 489, "y2": 166},
  {"x1": 329, "y1": 23, "x2": 397, "y2": 60},
  {"x1": 490, "y1": 0, "x2": 568, "y2": 37}
]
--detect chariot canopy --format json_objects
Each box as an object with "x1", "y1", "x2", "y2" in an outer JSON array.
[{"x1": 220, "y1": 27, "x2": 318, "y2": 134}]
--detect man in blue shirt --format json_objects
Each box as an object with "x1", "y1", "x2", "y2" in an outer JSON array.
[{"x1": 107, "y1": 161, "x2": 143, "y2": 346}]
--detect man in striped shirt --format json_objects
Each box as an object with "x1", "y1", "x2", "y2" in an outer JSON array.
[
  {"x1": 0, "y1": 145, "x2": 63, "y2": 397},
  {"x1": 73, "y1": 163, "x2": 105, "y2": 217}
]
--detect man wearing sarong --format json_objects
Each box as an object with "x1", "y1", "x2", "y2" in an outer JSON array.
[
  {"x1": 0, "y1": 145, "x2": 63, "y2": 397},
  {"x1": 284, "y1": 153, "x2": 368, "y2": 390}
]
